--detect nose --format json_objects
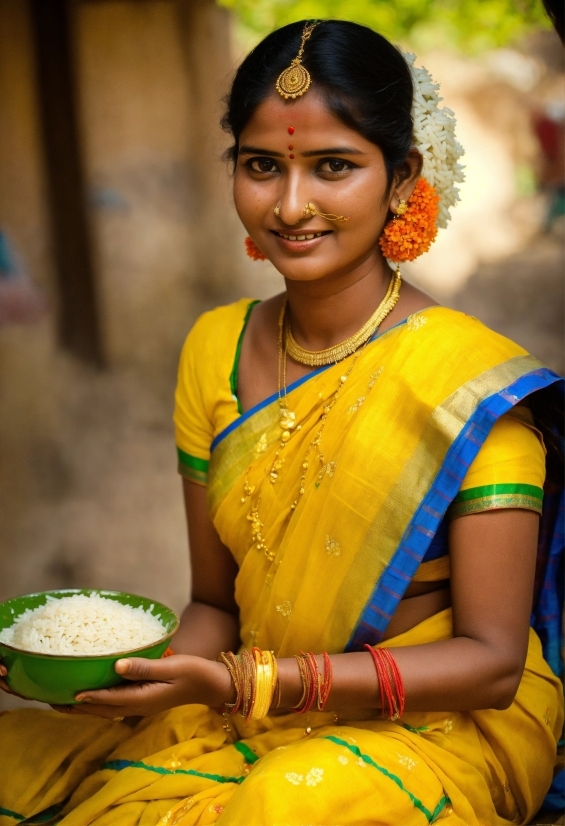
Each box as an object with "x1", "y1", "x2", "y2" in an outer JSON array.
[{"x1": 275, "y1": 174, "x2": 310, "y2": 226}]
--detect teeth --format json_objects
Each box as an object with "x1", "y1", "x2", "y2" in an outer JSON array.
[{"x1": 280, "y1": 232, "x2": 324, "y2": 240}]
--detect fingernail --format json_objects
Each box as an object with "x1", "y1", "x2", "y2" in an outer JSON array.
[
  {"x1": 0, "y1": 667, "x2": 7, "y2": 676},
  {"x1": 115, "y1": 659, "x2": 130, "y2": 673},
  {"x1": 75, "y1": 694, "x2": 90, "y2": 703}
]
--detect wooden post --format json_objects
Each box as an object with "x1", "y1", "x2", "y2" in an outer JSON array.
[
  {"x1": 29, "y1": 0, "x2": 104, "y2": 365},
  {"x1": 175, "y1": 0, "x2": 240, "y2": 302}
]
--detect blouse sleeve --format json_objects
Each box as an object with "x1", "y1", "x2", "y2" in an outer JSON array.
[
  {"x1": 173, "y1": 318, "x2": 214, "y2": 486},
  {"x1": 448, "y1": 406, "x2": 546, "y2": 519}
]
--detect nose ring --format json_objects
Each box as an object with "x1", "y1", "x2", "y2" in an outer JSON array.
[
  {"x1": 303, "y1": 202, "x2": 349, "y2": 222},
  {"x1": 273, "y1": 203, "x2": 349, "y2": 223}
]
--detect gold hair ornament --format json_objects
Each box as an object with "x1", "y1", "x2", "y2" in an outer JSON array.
[
  {"x1": 276, "y1": 22, "x2": 320, "y2": 100},
  {"x1": 273, "y1": 202, "x2": 349, "y2": 223}
]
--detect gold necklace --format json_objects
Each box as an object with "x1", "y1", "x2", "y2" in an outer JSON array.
[
  {"x1": 285, "y1": 266, "x2": 401, "y2": 367},
  {"x1": 241, "y1": 271, "x2": 400, "y2": 561}
]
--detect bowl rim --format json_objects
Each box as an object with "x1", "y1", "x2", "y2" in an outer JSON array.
[{"x1": 0, "y1": 588, "x2": 180, "y2": 660}]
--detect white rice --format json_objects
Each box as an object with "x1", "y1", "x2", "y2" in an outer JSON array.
[{"x1": 0, "y1": 593, "x2": 167, "y2": 655}]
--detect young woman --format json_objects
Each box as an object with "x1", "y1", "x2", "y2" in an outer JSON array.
[{"x1": 0, "y1": 20, "x2": 562, "y2": 826}]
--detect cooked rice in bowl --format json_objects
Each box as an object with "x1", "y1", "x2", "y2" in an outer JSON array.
[{"x1": 0, "y1": 592, "x2": 167, "y2": 655}]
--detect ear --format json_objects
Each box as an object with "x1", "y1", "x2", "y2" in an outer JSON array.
[{"x1": 389, "y1": 149, "x2": 423, "y2": 213}]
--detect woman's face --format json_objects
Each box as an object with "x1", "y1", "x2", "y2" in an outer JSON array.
[{"x1": 233, "y1": 91, "x2": 400, "y2": 284}]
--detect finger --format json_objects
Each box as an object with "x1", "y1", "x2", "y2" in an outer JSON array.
[
  {"x1": 0, "y1": 664, "x2": 7, "y2": 677},
  {"x1": 113, "y1": 656, "x2": 181, "y2": 682},
  {"x1": 51, "y1": 704, "x2": 107, "y2": 717},
  {"x1": 0, "y1": 677, "x2": 28, "y2": 699},
  {"x1": 75, "y1": 679, "x2": 161, "y2": 705}
]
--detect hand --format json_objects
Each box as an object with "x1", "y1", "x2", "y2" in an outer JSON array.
[
  {"x1": 0, "y1": 662, "x2": 28, "y2": 700},
  {"x1": 52, "y1": 654, "x2": 234, "y2": 719}
]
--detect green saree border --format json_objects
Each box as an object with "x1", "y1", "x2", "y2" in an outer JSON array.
[
  {"x1": 0, "y1": 808, "x2": 24, "y2": 822},
  {"x1": 177, "y1": 448, "x2": 209, "y2": 486},
  {"x1": 102, "y1": 758, "x2": 244, "y2": 785},
  {"x1": 324, "y1": 736, "x2": 450, "y2": 823},
  {"x1": 449, "y1": 482, "x2": 543, "y2": 518}
]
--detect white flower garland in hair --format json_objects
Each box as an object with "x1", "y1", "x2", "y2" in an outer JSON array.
[{"x1": 403, "y1": 52, "x2": 465, "y2": 229}]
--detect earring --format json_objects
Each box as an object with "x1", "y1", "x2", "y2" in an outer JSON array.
[
  {"x1": 274, "y1": 206, "x2": 280, "y2": 217},
  {"x1": 303, "y1": 202, "x2": 349, "y2": 222},
  {"x1": 396, "y1": 199, "x2": 408, "y2": 216},
  {"x1": 379, "y1": 178, "x2": 439, "y2": 262},
  {"x1": 244, "y1": 236, "x2": 267, "y2": 261}
]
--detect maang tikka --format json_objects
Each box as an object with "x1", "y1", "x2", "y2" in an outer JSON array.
[{"x1": 276, "y1": 21, "x2": 320, "y2": 100}]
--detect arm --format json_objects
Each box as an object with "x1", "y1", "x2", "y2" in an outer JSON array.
[
  {"x1": 57, "y1": 506, "x2": 538, "y2": 718},
  {"x1": 275, "y1": 508, "x2": 538, "y2": 712},
  {"x1": 172, "y1": 480, "x2": 240, "y2": 659}
]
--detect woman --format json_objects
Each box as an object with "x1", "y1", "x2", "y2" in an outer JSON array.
[{"x1": 0, "y1": 20, "x2": 562, "y2": 826}]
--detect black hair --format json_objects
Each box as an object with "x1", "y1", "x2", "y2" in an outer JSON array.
[{"x1": 222, "y1": 20, "x2": 414, "y2": 185}]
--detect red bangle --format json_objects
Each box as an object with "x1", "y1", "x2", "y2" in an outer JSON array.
[{"x1": 364, "y1": 644, "x2": 405, "y2": 720}]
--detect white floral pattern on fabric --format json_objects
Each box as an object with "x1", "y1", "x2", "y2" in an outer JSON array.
[
  {"x1": 398, "y1": 754, "x2": 418, "y2": 771},
  {"x1": 305, "y1": 767, "x2": 324, "y2": 787},
  {"x1": 443, "y1": 719, "x2": 453, "y2": 734},
  {"x1": 338, "y1": 755, "x2": 349, "y2": 765},
  {"x1": 276, "y1": 601, "x2": 292, "y2": 617},
  {"x1": 285, "y1": 772, "x2": 303, "y2": 785},
  {"x1": 403, "y1": 52, "x2": 465, "y2": 229},
  {"x1": 407, "y1": 314, "x2": 428, "y2": 331}
]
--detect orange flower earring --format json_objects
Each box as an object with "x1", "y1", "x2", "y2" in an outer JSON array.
[
  {"x1": 245, "y1": 236, "x2": 267, "y2": 261},
  {"x1": 379, "y1": 178, "x2": 440, "y2": 262}
]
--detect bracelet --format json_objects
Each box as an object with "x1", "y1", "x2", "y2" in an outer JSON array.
[
  {"x1": 364, "y1": 645, "x2": 405, "y2": 720},
  {"x1": 218, "y1": 648, "x2": 279, "y2": 723},
  {"x1": 292, "y1": 652, "x2": 333, "y2": 714}
]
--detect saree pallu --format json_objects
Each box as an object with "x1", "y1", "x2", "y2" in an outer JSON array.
[{"x1": 0, "y1": 306, "x2": 563, "y2": 825}]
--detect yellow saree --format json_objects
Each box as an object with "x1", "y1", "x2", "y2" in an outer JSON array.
[{"x1": 0, "y1": 302, "x2": 562, "y2": 826}]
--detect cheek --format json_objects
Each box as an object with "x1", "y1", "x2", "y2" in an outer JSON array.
[{"x1": 233, "y1": 171, "x2": 272, "y2": 224}]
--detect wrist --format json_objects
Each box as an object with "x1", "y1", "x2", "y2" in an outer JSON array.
[
  {"x1": 275, "y1": 657, "x2": 304, "y2": 709},
  {"x1": 200, "y1": 659, "x2": 237, "y2": 708}
]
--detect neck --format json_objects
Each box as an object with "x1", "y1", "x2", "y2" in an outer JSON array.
[{"x1": 284, "y1": 253, "x2": 393, "y2": 351}]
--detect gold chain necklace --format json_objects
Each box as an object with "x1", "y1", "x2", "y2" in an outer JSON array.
[
  {"x1": 286, "y1": 266, "x2": 401, "y2": 367},
  {"x1": 242, "y1": 270, "x2": 402, "y2": 562}
]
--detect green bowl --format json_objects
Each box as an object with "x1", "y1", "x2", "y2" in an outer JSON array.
[{"x1": 0, "y1": 589, "x2": 179, "y2": 705}]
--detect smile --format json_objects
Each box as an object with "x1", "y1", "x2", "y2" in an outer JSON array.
[{"x1": 279, "y1": 231, "x2": 325, "y2": 240}]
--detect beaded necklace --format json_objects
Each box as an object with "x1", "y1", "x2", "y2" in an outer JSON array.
[{"x1": 242, "y1": 269, "x2": 402, "y2": 562}]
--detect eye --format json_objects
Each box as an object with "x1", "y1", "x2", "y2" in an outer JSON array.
[
  {"x1": 318, "y1": 158, "x2": 354, "y2": 175},
  {"x1": 246, "y1": 157, "x2": 279, "y2": 174}
]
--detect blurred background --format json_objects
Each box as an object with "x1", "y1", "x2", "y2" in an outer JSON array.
[{"x1": 0, "y1": 0, "x2": 563, "y2": 711}]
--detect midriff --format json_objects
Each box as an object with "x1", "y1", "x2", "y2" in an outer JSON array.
[{"x1": 382, "y1": 583, "x2": 451, "y2": 640}]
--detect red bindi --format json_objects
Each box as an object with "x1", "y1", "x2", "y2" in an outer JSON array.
[
  {"x1": 288, "y1": 126, "x2": 295, "y2": 135},
  {"x1": 288, "y1": 144, "x2": 293, "y2": 150},
  {"x1": 289, "y1": 154, "x2": 295, "y2": 159}
]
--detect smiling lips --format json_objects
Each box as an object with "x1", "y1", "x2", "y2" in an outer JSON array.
[{"x1": 276, "y1": 231, "x2": 327, "y2": 241}]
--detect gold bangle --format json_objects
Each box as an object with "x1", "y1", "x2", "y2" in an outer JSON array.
[{"x1": 250, "y1": 648, "x2": 278, "y2": 720}]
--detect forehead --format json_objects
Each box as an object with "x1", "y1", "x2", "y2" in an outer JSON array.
[{"x1": 240, "y1": 91, "x2": 377, "y2": 152}]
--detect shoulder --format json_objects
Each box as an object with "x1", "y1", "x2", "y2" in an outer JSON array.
[
  {"x1": 402, "y1": 306, "x2": 529, "y2": 362},
  {"x1": 179, "y1": 298, "x2": 257, "y2": 365},
  {"x1": 183, "y1": 298, "x2": 257, "y2": 347}
]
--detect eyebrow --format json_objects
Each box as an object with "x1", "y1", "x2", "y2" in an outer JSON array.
[
  {"x1": 238, "y1": 145, "x2": 365, "y2": 158},
  {"x1": 239, "y1": 145, "x2": 285, "y2": 158},
  {"x1": 301, "y1": 147, "x2": 364, "y2": 157}
]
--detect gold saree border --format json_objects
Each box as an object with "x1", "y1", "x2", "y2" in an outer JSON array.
[{"x1": 326, "y1": 354, "x2": 543, "y2": 649}]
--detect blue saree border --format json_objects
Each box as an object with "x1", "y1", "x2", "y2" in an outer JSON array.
[
  {"x1": 210, "y1": 316, "x2": 411, "y2": 453},
  {"x1": 346, "y1": 367, "x2": 563, "y2": 652}
]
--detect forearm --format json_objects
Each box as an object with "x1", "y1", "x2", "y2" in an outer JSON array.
[
  {"x1": 172, "y1": 601, "x2": 240, "y2": 660},
  {"x1": 217, "y1": 637, "x2": 523, "y2": 714}
]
